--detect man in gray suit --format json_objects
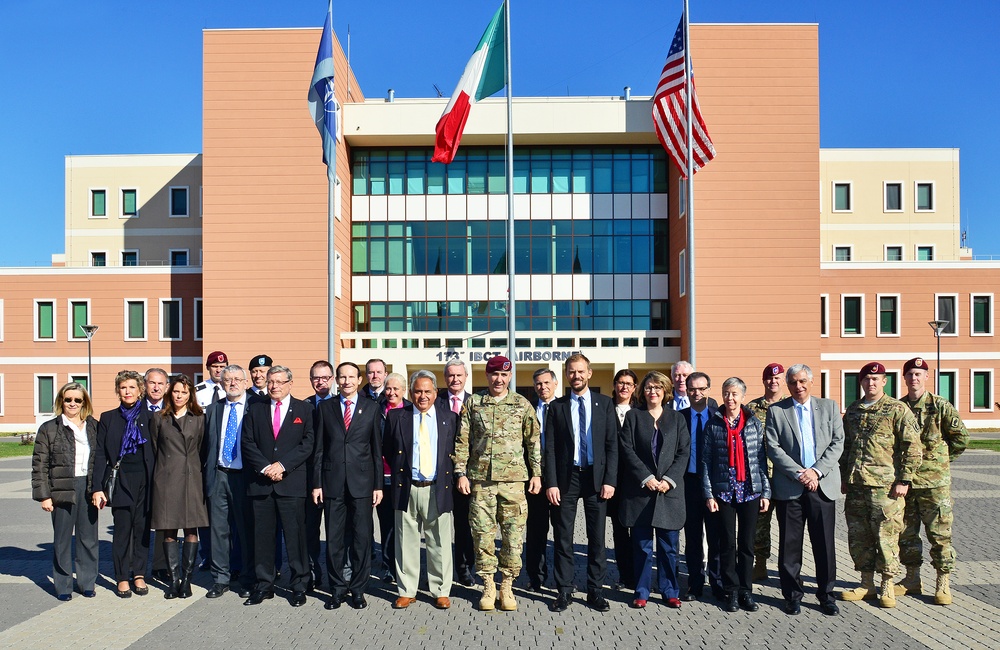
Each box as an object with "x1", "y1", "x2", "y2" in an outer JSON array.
[{"x1": 765, "y1": 363, "x2": 844, "y2": 616}]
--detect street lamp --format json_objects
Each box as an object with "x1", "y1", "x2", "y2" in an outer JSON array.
[
  {"x1": 928, "y1": 320, "x2": 948, "y2": 394},
  {"x1": 81, "y1": 324, "x2": 99, "y2": 392}
]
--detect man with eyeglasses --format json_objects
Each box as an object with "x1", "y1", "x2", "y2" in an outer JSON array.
[
  {"x1": 525, "y1": 367, "x2": 558, "y2": 592},
  {"x1": 437, "y1": 359, "x2": 476, "y2": 586},
  {"x1": 303, "y1": 360, "x2": 336, "y2": 592}
]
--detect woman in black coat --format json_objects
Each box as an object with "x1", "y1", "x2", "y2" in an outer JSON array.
[
  {"x1": 92, "y1": 370, "x2": 155, "y2": 598},
  {"x1": 618, "y1": 371, "x2": 690, "y2": 609},
  {"x1": 31, "y1": 382, "x2": 99, "y2": 600}
]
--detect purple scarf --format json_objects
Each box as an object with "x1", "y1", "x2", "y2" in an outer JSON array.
[{"x1": 118, "y1": 401, "x2": 146, "y2": 458}]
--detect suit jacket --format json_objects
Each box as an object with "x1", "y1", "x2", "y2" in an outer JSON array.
[
  {"x1": 765, "y1": 396, "x2": 845, "y2": 501},
  {"x1": 437, "y1": 389, "x2": 470, "y2": 415},
  {"x1": 240, "y1": 397, "x2": 315, "y2": 498},
  {"x1": 618, "y1": 407, "x2": 690, "y2": 530},
  {"x1": 543, "y1": 391, "x2": 618, "y2": 492},
  {"x1": 312, "y1": 394, "x2": 382, "y2": 499},
  {"x1": 203, "y1": 395, "x2": 250, "y2": 490},
  {"x1": 383, "y1": 404, "x2": 457, "y2": 514},
  {"x1": 94, "y1": 406, "x2": 155, "y2": 508},
  {"x1": 680, "y1": 403, "x2": 719, "y2": 472}
]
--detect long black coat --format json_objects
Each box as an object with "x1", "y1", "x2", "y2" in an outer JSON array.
[
  {"x1": 617, "y1": 407, "x2": 690, "y2": 530},
  {"x1": 94, "y1": 406, "x2": 155, "y2": 508},
  {"x1": 31, "y1": 416, "x2": 98, "y2": 505}
]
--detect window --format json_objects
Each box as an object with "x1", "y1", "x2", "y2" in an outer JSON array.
[
  {"x1": 36, "y1": 375, "x2": 57, "y2": 415},
  {"x1": 935, "y1": 294, "x2": 957, "y2": 335},
  {"x1": 159, "y1": 299, "x2": 182, "y2": 341},
  {"x1": 833, "y1": 246, "x2": 852, "y2": 262},
  {"x1": 833, "y1": 182, "x2": 852, "y2": 212},
  {"x1": 938, "y1": 370, "x2": 957, "y2": 406},
  {"x1": 820, "y1": 294, "x2": 829, "y2": 337},
  {"x1": 971, "y1": 370, "x2": 993, "y2": 411},
  {"x1": 125, "y1": 299, "x2": 146, "y2": 341},
  {"x1": 916, "y1": 245, "x2": 935, "y2": 261},
  {"x1": 121, "y1": 189, "x2": 138, "y2": 217},
  {"x1": 34, "y1": 300, "x2": 55, "y2": 341},
  {"x1": 915, "y1": 182, "x2": 935, "y2": 211},
  {"x1": 170, "y1": 249, "x2": 189, "y2": 267},
  {"x1": 885, "y1": 245, "x2": 903, "y2": 261},
  {"x1": 334, "y1": 176, "x2": 343, "y2": 221},
  {"x1": 0, "y1": 374, "x2": 4, "y2": 416},
  {"x1": 68, "y1": 300, "x2": 90, "y2": 340},
  {"x1": 90, "y1": 251, "x2": 107, "y2": 267},
  {"x1": 877, "y1": 294, "x2": 900, "y2": 336},
  {"x1": 820, "y1": 370, "x2": 829, "y2": 399},
  {"x1": 0, "y1": 299, "x2": 4, "y2": 341},
  {"x1": 121, "y1": 250, "x2": 139, "y2": 266},
  {"x1": 169, "y1": 186, "x2": 189, "y2": 217},
  {"x1": 971, "y1": 294, "x2": 993, "y2": 335},
  {"x1": 193, "y1": 298, "x2": 203, "y2": 340},
  {"x1": 90, "y1": 189, "x2": 107, "y2": 217},
  {"x1": 678, "y1": 249, "x2": 687, "y2": 297},
  {"x1": 334, "y1": 251, "x2": 343, "y2": 299},
  {"x1": 884, "y1": 182, "x2": 903, "y2": 212},
  {"x1": 70, "y1": 374, "x2": 90, "y2": 392},
  {"x1": 678, "y1": 178, "x2": 687, "y2": 217},
  {"x1": 841, "y1": 294, "x2": 864, "y2": 336},
  {"x1": 843, "y1": 372, "x2": 860, "y2": 409},
  {"x1": 885, "y1": 371, "x2": 899, "y2": 399}
]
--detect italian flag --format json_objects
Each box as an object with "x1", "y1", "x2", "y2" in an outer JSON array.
[{"x1": 432, "y1": 3, "x2": 506, "y2": 164}]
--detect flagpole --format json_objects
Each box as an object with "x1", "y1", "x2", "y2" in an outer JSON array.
[
  {"x1": 504, "y1": 0, "x2": 516, "y2": 384},
  {"x1": 327, "y1": 3, "x2": 337, "y2": 363},
  {"x1": 683, "y1": 0, "x2": 696, "y2": 368}
]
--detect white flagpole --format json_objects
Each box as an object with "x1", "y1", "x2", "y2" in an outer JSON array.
[
  {"x1": 504, "y1": 0, "x2": 517, "y2": 383},
  {"x1": 327, "y1": 3, "x2": 337, "y2": 363},
  {"x1": 683, "y1": 0, "x2": 696, "y2": 368}
]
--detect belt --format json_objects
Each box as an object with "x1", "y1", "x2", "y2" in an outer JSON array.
[
  {"x1": 411, "y1": 479, "x2": 436, "y2": 487},
  {"x1": 217, "y1": 465, "x2": 241, "y2": 474}
]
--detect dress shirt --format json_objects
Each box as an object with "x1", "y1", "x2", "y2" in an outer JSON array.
[
  {"x1": 615, "y1": 403, "x2": 630, "y2": 427},
  {"x1": 146, "y1": 400, "x2": 163, "y2": 412},
  {"x1": 672, "y1": 394, "x2": 690, "y2": 411},
  {"x1": 62, "y1": 415, "x2": 90, "y2": 477},
  {"x1": 412, "y1": 406, "x2": 439, "y2": 481},
  {"x1": 536, "y1": 400, "x2": 552, "y2": 449},
  {"x1": 687, "y1": 407, "x2": 708, "y2": 473},
  {"x1": 218, "y1": 398, "x2": 246, "y2": 470},
  {"x1": 570, "y1": 390, "x2": 593, "y2": 467},
  {"x1": 796, "y1": 400, "x2": 817, "y2": 470}
]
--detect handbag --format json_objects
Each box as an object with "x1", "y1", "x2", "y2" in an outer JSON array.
[{"x1": 102, "y1": 459, "x2": 121, "y2": 505}]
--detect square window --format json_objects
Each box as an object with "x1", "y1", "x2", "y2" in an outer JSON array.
[
  {"x1": 125, "y1": 300, "x2": 146, "y2": 340},
  {"x1": 885, "y1": 246, "x2": 903, "y2": 261},
  {"x1": 160, "y1": 299, "x2": 182, "y2": 341},
  {"x1": 972, "y1": 295, "x2": 992, "y2": 335},
  {"x1": 36, "y1": 375, "x2": 56, "y2": 415},
  {"x1": 91, "y1": 189, "x2": 106, "y2": 217},
  {"x1": 878, "y1": 295, "x2": 899, "y2": 336},
  {"x1": 884, "y1": 182, "x2": 902, "y2": 211},
  {"x1": 90, "y1": 251, "x2": 107, "y2": 267},
  {"x1": 972, "y1": 370, "x2": 993, "y2": 411},
  {"x1": 169, "y1": 187, "x2": 189, "y2": 217},
  {"x1": 833, "y1": 182, "x2": 852, "y2": 211},
  {"x1": 916, "y1": 182, "x2": 935, "y2": 211},
  {"x1": 916, "y1": 245, "x2": 934, "y2": 261},
  {"x1": 170, "y1": 250, "x2": 189, "y2": 267},
  {"x1": 122, "y1": 189, "x2": 138, "y2": 217},
  {"x1": 122, "y1": 250, "x2": 138, "y2": 266},
  {"x1": 35, "y1": 300, "x2": 55, "y2": 340},
  {"x1": 935, "y1": 294, "x2": 957, "y2": 335},
  {"x1": 833, "y1": 246, "x2": 852, "y2": 262},
  {"x1": 69, "y1": 300, "x2": 89, "y2": 340},
  {"x1": 842, "y1": 295, "x2": 864, "y2": 336}
]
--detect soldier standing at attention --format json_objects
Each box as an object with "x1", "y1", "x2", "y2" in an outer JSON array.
[
  {"x1": 454, "y1": 356, "x2": 542, "y2": 612},
  {"x1": 895, "y1": 357, "x2": 969, "y2": 605},
  {"x1": 839, "y1": 362, "x2": 921, "y2": 609},
  {"x1": 746, "y1": 362, "x2": 787, "y2": 582}
]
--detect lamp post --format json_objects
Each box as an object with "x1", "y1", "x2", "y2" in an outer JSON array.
[
  {"x1": 927, "y1": 320, "x2": 948, "y2": 394},
  {"x1": 81, "y1": 324, "x2": 99, "y2": 392}
]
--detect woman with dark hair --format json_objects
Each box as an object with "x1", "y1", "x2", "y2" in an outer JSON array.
[
  {"x1": 92, "y1": 370, "x2": 155, "y2": 598},
  {"x1": 32, "y1": 382, "x2": 99, "y2": 600},
  {"x1": 150, "y1": 374, "x2": 209, "y2": 599},
  {"x1": 608, "y1": 368, "x2": 640, "y2": 590}
]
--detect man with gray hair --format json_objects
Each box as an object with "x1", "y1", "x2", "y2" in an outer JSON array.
[{"x1": 669, "y1": 361, "x2": 694, "y2": 411}]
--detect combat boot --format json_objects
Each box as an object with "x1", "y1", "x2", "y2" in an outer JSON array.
[
  {"x1": 895, "y1": 565, "x2": 921, "y2": 596},
  {"x1": 752, "y1": 557, "x2": 767, "y2": 582},
  {"x1": 498, "y1": 576, "x2": 517, "y2": 611},
  {"x1": 879, "y1": 573, "x2": 896, "y2": 608},
  {"x1": 839, "y1": 571, "x2": 876, "y2": 601},
  {"x1": 934, "y1": 571, "x2": 952, "y2": 605},
  {"x1": 479, "y1": 579, "x2": 496, "y2": 611}
]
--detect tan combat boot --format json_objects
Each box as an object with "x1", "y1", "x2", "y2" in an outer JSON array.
[
  {"x1": 498, "y1": 576, "x2": 517, "y2": 611},
  {"x1": 479, "y1": 579, "x2": 496, "y2": 611},
  {"x1": 839, "y1": 571, "x2": 876, "y2": 601},
  {"x1": 934, "y1": 571, "x2": 952, "y2": 605},
  {"x1": 879, "y1": 573, "x2": 897, "y2": 608},
  {"x1": 752, "y1": 556, "x2": 768, "y2": 582},
  {"x1": 895, "y1": 565, "x2": 921, "y2": 596}
]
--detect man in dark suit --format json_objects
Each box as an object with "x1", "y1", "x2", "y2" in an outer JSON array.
[
  {"x1": 526, "y1": 367, "x2": 557, "y2": 591},
  {"x1": 312, "y1": 361, "x2": 383, "y2": 610},
  {"x1": 204, "y1": 364, "x2": 254, "y2": 599},
  {"x1": 384, "y1": 370, "x2": 457, "y2": 610},
  {"x1": 545, "y1": 353, "x2": 618, "y2": 613},
  {"x1": 362, "y1": 358, "x2": 388, "y2": 403},
  {"x1": 240, "y1": 365, "x2": 315, "y2": 608},
  {"x1": 303, "y1": 359, "x2": 335, "y2": 591},
  {"x1": 438, "y1": 358, "x2": 475, "y2": 587},
  {"x1": 680, "y1": 371, "x2": 723, "y2": 601},
  {"x1": 765, "y1": 363, "x2": 844, "y2": 616}
]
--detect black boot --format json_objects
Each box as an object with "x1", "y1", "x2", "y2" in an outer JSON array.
[
  {"x1": 163, "y1": 540, "x2": 181, "y2": 600},
  {"x1": 178, "y1": 541, "x2": 199, "y2": 598}
]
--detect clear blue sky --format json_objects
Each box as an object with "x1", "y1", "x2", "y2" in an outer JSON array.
[{"x1": 1, "y1": 1, "x2": 997, "y2": 265}]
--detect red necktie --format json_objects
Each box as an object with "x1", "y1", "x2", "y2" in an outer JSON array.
[
  {"x1": 343, "y1": 400, "x2": 353, "y2": 429},
  {"x1": 272, "y1": 400, "x2": 282, "y2": 439}
]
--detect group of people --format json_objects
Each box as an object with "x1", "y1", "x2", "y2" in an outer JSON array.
[{"x1": 31, "y1": 351, "x2": 967, "y2": 617}]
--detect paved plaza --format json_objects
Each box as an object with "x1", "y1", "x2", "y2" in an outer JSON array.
[{"x1": 2, "y1": 450, "x2": 998, "y2": 649}]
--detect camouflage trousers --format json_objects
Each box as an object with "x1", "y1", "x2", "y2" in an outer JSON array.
[
  {"x1": 469, "y1": 480, "x2": 527, "y2": 579},
  {"x1": 899, "y1": 486, "x2": 956, "y2": 573},
  {"x1": 754, "y1": 480, "x2": 775, "y2": 559},
  {"x1": 844, "y1": 485, "x2": 905, "y2": 575}
]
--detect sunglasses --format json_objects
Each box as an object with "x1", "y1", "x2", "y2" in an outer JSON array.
[{"x1": 63, "y1": 397, "x2": 85, "y2": 404}]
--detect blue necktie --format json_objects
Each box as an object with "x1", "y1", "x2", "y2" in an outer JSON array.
[
  {"x1": 578, "y1": 396, "x2": 589, "y2": 467},
  {"x1": 797, "y1": 403, "x2": 816, "y2": 468},
  {"x1": 222, "y1": 402, "x2": 240, "y2": 464},
  {"x1": 688, "y1": 412, "x2": 703, "y2": 473}
]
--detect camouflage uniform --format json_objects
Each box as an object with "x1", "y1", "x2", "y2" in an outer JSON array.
[
  {"x1": 748, "y1": 394, "x2": 785, "y2": 562},
  {"x1": 841, "y1": 395, "x2": 921, "y2": 575},
  {"x1": 453, "y1": 390, "x2": 541, "y2": 579},
  {"x1": 898, "y1": 392, "x2": 969, "y2": 573}
]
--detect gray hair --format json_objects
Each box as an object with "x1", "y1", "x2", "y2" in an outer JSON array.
[
  {"x1": 384, "y1": 372, "x2": 406, "y2": 388},
  {"x1": 721, "y1": 377, "x2": 747, "y2": 397},
  {"x1": 222, "y1": 364, "x2": 248, "y2": 381},
  {"x1": 267, "y1": 365, "x2": 293, "y2": 381},
  {"x1": 409, "y1": 369, "x2": 438, "y2": 393},
  {"x1": 786, "y1": 364, "x2": 813, "y2": 382},
  {"x1": 444, "y1": 358, "x2": 468, "y2": 374},
  {"x1": 671, "y1": 360, "x2": 693, "y2": 375},
  {"x1": 532, "y1": 368, "x2": 557, "y2": 382},
  {"x1": 144, "y1": 367, "x2": 168, "y2": 382}
]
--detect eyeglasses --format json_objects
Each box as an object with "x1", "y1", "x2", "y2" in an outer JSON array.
[
  {"x1": 688, "y1": 385, "x2": 709, "y2": 393},
  {"x1": 266, "y1": 379, "x2": 291, "y2": 387},
  {"x1": 643, "y1": 385, "x2": 664, "y2": 393},
  {"x1": 615, "y1": 381, "x2": 636, "y2": 389},
  {"x1": 310, "y1": 375, "x2": 333, "y2": 383},
  {"x1": 63, "y1": 397, "x2": 85, "y2": 404}
]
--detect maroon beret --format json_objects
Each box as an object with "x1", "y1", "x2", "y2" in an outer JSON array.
[
  {"x1": 860, "y1": 362, "x2": 886, "y2": 377},
  {"x1": 206, "y1": 350, "x2": 229, "y2": 366},
  {"x1": 903, "y1": 357, "x2": 929, "y2": 374},
  {"x1": 762, "y1": 363, "x2": 784, "y2": 380},
  {"x1": 484, "y1": 355, "x2": 512, "y2": 373}
]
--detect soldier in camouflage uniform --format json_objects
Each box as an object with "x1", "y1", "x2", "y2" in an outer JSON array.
[
  {"x1": 747, "y1": 362, "x2": 787, "y2": 582},
  {"x1": 453, "y1": 356, "x2": 542, "y2": 611},
  {"x1": 895, "y1": 357, "x2": 969, "y2": 605},
  {"x1": 838, "y1": 362, "x2": 921, "y2": 609}
]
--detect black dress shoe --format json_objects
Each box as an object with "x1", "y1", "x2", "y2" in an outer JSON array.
[
  {"x1": 712, "y1": 587, "x2": 727, "y2": 602},
  {"x1": 325, "y1": 593, "x2": 344, "y2": 610},
  {"x1": 587, "y1": 592, "x2": 611, "y2": 612},
  {"x1": 738, "y1": 592, "x2": 759, "y2": 612},
  {"x1": 290, "y1": 591, "x2": 307, "y2": 607},
  {"x1": 243, "y1": 590, "x2": 274, "y2": 606},
  {"x1": 784, "y1": 599, "x2": 801, "y2": 615},
  {"x1": 236, "y1": 584, "x2": 252, "y2": 599},
  {"x1": 723, "y1": 592, "x2": 739, "y2": 613},
  {"x1": 350, "y1": 593, "x2": 368, "y2": 609},
  {"x1": 529, "y1": 581, "x2": 543, "y2": 593},
  {"x1": 550, "y1": 592, "x2": 572, "y2": 612},
  {"x1": 681, "y1": 589, "x2": 701, "y2": 602},
  {"x1": 206, "y1": 584, "x2": 230, "y2": 599},
  {"x1": 820, "y1": 601, "x2": 840, "y2": 616}
]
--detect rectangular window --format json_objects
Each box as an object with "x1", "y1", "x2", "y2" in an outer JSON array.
[
  {"x1": 0, "y1": 299, "x2": 4, "y2": 342},
  {"x1": 842, "y1": 295, "x2": 864, "y2": 336},
  {"x1": 90, "y1": 251, "x2": 107, "y2": 267},
  {"x1": 125, "y1": 300, "x2": 146, "y2": 341},
  {"x1": 35, "y1": 300, "x2": 55, "y2": 340},
  {"x1": 678, "y1": 178, "x2": 687, "y2": 217},
  {"x1": 121, "y1": 189, "x2": 138, "y2": 217},
  {"x1": 843, "y1": 372, "x2": 860, "y2": 408},
  {"x1": 170, "y1": 250, "x2": 189, "y2": 267},
  {"x1": 833, "y1": 246, "x2": 852, "y2": 262},
  {"x1": 820, "y1": 370, "x2": 829, "y2": 399},
  {"x1": 877, "y1": 294, "x2": 899, "y2": 336},
  {"x1": 160, "y1": 299, "x2": 182, "y2": 341},
  {"x1": 334, "y1": 176, "x2": 343, "y2": 220},
  {"x1": 820, "y1": 294, "x2": 829, "y2": 337},
  {"x1": 678, "y1": 249, "x2": 687, "y2": 297},
  {"x1": 885, "y1": 371, "x2": 899, "y2": 400},
  {"x1": 69, "y1": 300, "x2": 90, "y2": 340},
  {"x1": 916, "y1": 245, "x2": 934, "y2": 261},
  {"x1": 938, "y1": 370, "x2": 957, "y2": 406},
  {"x1": 36, "y1": 375, "x2": 57, "y2": 415},
  {"x1": 0, "y1": 374, "x2": 5, "y2": 416},
  {"x1": 70, "y1": 374, "x2": 90, "y2": 392},
  {"x1": 972, "y1": 370, "x2": 993, "y2": 411},
  {"x1": 972, "y1": 294, "x2": 993, "y2": 335},
  {"x1": 833, "y1": 182, "x2": 852, "y2": 211},
  {"x1": 885, "y1": 245, "x2": 903, "y2": 261},
  {"x1": 90, "y1": 189, "x2": 107, "y2": 217},
  {"x1": 935, "y1": 294, "x2": 957, "y2": 335},
  {"x1": 334, "y1": 251, "x2": 343, "y2": 299},
  {"x1": 193, "y1": 298, "x2": 203, "y2": 340},
  {"x1": 884, "y1": 182, "x2": 903, "y2": 211},
  {"x1": 122, "y1": 250, "x2": 138, "y2": 266},
  {"x1": 915, "y1": 182, "x2": 935, "y2": 211},
  {"x1": 169, "y1": 186, "x2": 189, "y2": 217}
]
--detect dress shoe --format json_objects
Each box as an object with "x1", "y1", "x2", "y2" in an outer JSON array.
[
  {"x1": 434, "y1": 596, "x2": 451, "y2": 610},
  {"x1": 206, "y1": 584, "x2": 230, "y2": 599},
  {"x1": 235, "y1": 584, "x2": 252, "y2": 599},
  {"x1": 529, "y1": 581, "x2": 543, "y2": 593},
  {"x1": 783, "y1": 600, "x2": 801, "y2": 615},
  {"x1": 82, "y1": 590, "x2": 96, "y2": 598},
  {"x1": 550, "y1": 592, "x2": 572, "y2": 612},
  {"x1": 820, "y1": 601, "x2": 840, "y2": 616},
  {"x1": 712, "y1": 587, "x2": 727, "y2": 602},
  {"x1": 57, "y1": 594, "x2": 72, "y2": 602},
  {"x1": 723, "y1": 592, "x2": 739, "y2": 613},
  {"x1": 394, "y1": 596, "x2": 416, "y2": 609},
  {"x1": 115, "y1": 587, "x2": 132, "y2": 599},
  {"x1": 243, "y1": 590, "x2": 274, "y2": 606},
  {"x1": 350, "y1": 593, "x2": 368, "y2": 609},
  {"x1": 631, "y1": 598, "x2": 647, "y2": 609},
  {"x1": 290, "y1": 591, "x2": 307, "y2": 607},
  {"x1": 325, "y1": 594, "x2": 343, "y2": 610},
  {"x1": 458, "y1": 572, "x2": 475, "y2": 587},
  {"x1": 587, "y1": 592, "x2": 611, "y2": 612},
  {"x1": 131, "y1": 579, "x2": 149, "y2": 596},
  {"x1": 665, "y1": 597, "x2": 682, "y2": 609},
  {"x1": 681, "y1": 589, "x2": 700, "y2": 602},
  {"x1": 738, "y1": 592, "x2": 759, "y2": 612}
]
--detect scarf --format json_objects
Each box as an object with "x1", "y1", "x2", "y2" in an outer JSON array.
[
  {"x1": 725, "y1": 408, "x2": 747, "y2": 483},
  {"x1": 118, "y1": 401, "x2": 146, "y2": 458}
]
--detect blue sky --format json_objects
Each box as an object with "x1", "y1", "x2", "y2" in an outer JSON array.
[{"x1": 1, "y1": 1, "x2": 997, "y2": 265}]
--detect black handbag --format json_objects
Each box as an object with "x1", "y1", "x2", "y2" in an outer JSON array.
[{"x1": 102, "y1": 460, "x2": 121, "y2": 505}]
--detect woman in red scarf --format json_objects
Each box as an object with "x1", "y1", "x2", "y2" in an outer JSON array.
[{"x1": 700, "y1": 377, "x2": 770, "y2": 613}]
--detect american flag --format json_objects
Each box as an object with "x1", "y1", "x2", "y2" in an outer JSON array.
[{"x1": 652, "y1": 16, "x2": 716, "y2": 179}]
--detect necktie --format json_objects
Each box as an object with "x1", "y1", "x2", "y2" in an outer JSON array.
[
  {"x1": 223, "y1": 402, "x2": 239, "y2": 463},
  {"x1": 272, "y1": 401, "x2": 282, "y2": 439},
  {"x1": 798, "y1": 403, "x2": 816, "y2": 468},
  {"x1": 418, "y1": 413, "x2": 433, "y2": 478},
  {"x1": 578, "y1": 396, "x2": 589, "y2": 467},
  {"x1": 213, "y1": 384, "x2": 222, "y2": 403},
  {"x1": 689, "y1": 412, "x2": 703, "y2": 473},
  {"x1": 538, "y1": 402, "x2": 547, "y2": 449},
  {"x1": 149, "y1": 404, "x2": 159, "y2": 412},
  {"x1": 343, "y1": 400, "x2": 353, "y2": 430},
  {"x1": 451, "y1": 395, "x2": 461, "y2": 414}
]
